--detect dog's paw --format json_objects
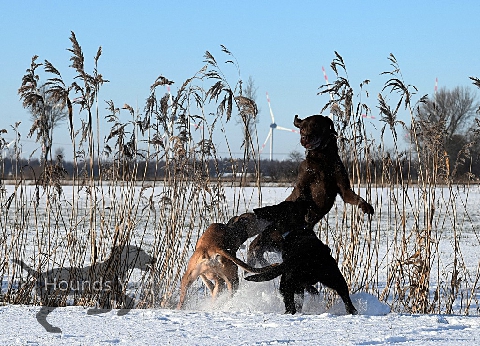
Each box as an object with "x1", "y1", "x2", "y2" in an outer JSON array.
[
  {"x1": 346, "y1": 305, "x2": 358, "y2": 315},
  {"x1": 359, "y1": 201, "x2": 374, "y2": 215}
]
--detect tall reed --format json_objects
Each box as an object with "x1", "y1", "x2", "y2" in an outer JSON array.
[
  {"x1": 1, "y1": 37, "x2": 479, "y2": 315},
  {"x1": 1, "y1": 33, "x2": 260, "y2": 309},
  {"x1": 316, "y1": 52, "x2": 480, "y2": 314}
]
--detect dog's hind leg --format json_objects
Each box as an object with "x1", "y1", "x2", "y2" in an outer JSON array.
[
  {"x1": 279, "y1": 274, "x2": 297, "y2": 315},
  {"x1": 36, "y1": 306, "x2": 62, "y2": 333},
  {"x1": 317, "y1": 256, "x2": 358, "y2": 315},
  {"x1": 177, "y1": 262, "x2": 207, "y2": 309}
]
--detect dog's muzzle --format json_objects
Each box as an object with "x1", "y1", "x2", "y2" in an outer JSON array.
[{"x1": 304, "y1": 135, "x2": 332, "y2": 152}]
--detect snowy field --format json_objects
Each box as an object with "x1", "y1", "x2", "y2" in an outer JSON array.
[
  {"x1": 1, "y1": 292, "x2": 480, "y2": 345},
  {"x1": 1, "y1": 184, "x2": 480, "y2": 344}
]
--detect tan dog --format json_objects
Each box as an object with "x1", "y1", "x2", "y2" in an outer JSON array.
[
  {"x1": 177, "y1": 213, "x2": 271, "y2": 309},
  {"x1": 247, "y1": 114, "x2": 374, "y2": 266}
]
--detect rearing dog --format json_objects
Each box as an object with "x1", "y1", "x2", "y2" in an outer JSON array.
[
  {"x1": 13, "y1": 245, "x2": 155, "y2": 333},
  {"x1": 247, "y1": 114, "x2": 374, "y2": 266}
]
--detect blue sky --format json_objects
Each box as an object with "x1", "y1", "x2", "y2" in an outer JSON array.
[{"x1": 1, "y1": 1, "x2": 479, "y2": 160}]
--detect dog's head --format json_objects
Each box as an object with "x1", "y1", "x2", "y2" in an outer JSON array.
[
  {"x1": 294, "y1": 114, "x2": 337, "y2": 151},
  {"x1": 112, "y1": 245, "x2": 156, "y2": 272},
  {"x1": 227, "y1": 212, "x2": 269, "y2": 239},
  {"x1": 253, "y1": 200, "x2": 316, "y2": 231}
]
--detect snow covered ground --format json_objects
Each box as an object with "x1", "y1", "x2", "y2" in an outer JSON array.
[
  {"x1": 2, "y1": 268, "x2": 480, "y2": 344},
  {"x1": 1, "y1": 292, "x2": 480, "y2": 345},
  {"x1": 1, "y1": 184, "x2": 480, "y2": 344}
]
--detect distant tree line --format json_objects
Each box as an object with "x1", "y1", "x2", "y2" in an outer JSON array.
[{"x1": 1, "y1": 150, "x2": 479, "y2": 185}]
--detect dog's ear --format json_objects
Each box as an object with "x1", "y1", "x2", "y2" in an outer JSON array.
[
  {"x1": 293, "y1": 114, "x2": 303, "y2": 128},
  {"x1": 325, "y1": 116, "x2": 337, "y2": 137},
  {"x1": 253, "y1": 207, "x2": 267, "y2": 219},
  {"x1": 226, "y1": 215, "x2": 239, "y2": 227},
  {"x1": 253, "y1": 205, "x2": 276, "y2": 221}
]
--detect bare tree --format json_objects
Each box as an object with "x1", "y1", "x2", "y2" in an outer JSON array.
[
  {"x1": 417, "y1": 86, "x2": 479, "y2": 152},
  {"x1": 416, "y1": 86, "x2": 478, "y2": 142},
  {"x1": 413, "y1": 86, "x2": 479, "y2": 177},
  {"x1": 288, "y1": 150, "x2": 304, "y2": 163}
]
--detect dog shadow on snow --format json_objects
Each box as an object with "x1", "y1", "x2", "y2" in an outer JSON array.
[{"x1": 13, "y1": 245, "x2": 155, "y2": 333}]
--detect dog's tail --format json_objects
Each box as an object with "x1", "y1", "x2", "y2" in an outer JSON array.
[
  {"x1": 12, "y1": 258, "x2": 36, "y2": 276},
  {"x1": 215, "y1": 249, "x2": 278, "y2": 274},
  {"x1": 244, "y1": 263, "x2": 285, "y2": 282}
]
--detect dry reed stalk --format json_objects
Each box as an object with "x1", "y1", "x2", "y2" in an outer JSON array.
[
  {"x1": 315, "y1": 52, "x2": 480, "y2": 315},
  {"x1": 3, "y1": 35, "x2": 258, "y2": 310},
  {"x1": 3, "y1": 40, "x2": 480, "y2": 316}
]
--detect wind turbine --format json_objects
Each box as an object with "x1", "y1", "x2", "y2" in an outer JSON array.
[
  {"x1": 1, "y1": 139, "x2": 15, "y2": 163},
  {"x1": 260, "y1": 92, "x2": 298, "y2": 161}
]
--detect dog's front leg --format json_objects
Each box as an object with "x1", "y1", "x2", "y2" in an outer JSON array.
[
  {"x1": 117, "y1": 295, "x2": 134, "y2": 316},
  {"x1": 280, "y1": 275, "x2": 296, "y2": 314},
  {"x1": 282, "y1": 292, "x2": 296, "y2": 315},
  {"x1": 341, "y1": 189, "x2": 374, "y2": 215},
  {"x1": 36, "y1": 306, "x2": 62, "y2": 333},
  {"x1": 335, "y1": 161, "x2": 374, "y2": 215}
]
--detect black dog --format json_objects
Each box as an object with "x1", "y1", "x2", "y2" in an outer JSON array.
[
  {"x1": 13, "y1": 245, "x2": 155, "y2": 333},
  {"x1": 247, "y1": 114, "x2": 374, "y2": 266},
  {"x1": 245, "y1": 201, "x2": 357, "y2": 315}
]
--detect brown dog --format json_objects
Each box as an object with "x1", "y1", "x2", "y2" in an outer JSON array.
[
  {"x1": 247, "y1": 114, "x2": 374, "y2": 266},
  {"x1": 177, "y1": 213, "x2": 271, "y2": 309}
]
